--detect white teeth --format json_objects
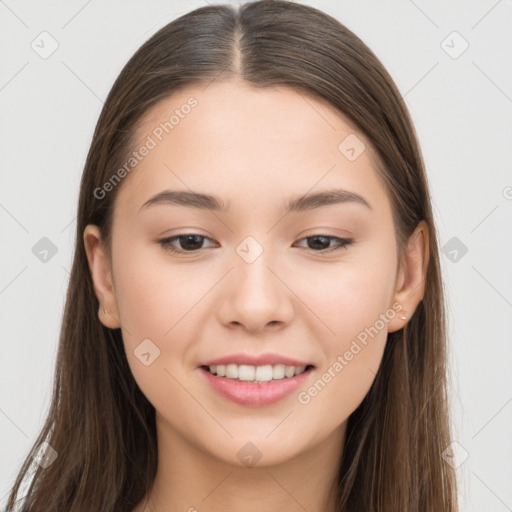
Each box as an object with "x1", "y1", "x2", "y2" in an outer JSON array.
[
  {"x1": 284, "y1": 366, "x2": 295, "y2": 378},
  {"x1": 272, "y1": 364, "x2": 285, "y2": 379},
  {"x1": 226, "y1": 364, "x2": 238, "y2": 379},
  {"x1": 294, "y1": 365, "x2": 306, "y2": 376},
  {"x1": 207, "y1": 363, "x2": 309, "y2": 382},
  {"x1": 238, "y1": 365, "x2": 255, "y2": 381},
  {"x1": 255, "y1": 365, "x2": 273, "y2": 382}
]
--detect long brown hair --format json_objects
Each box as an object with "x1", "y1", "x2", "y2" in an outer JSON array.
[{"x1": 5, "y1": 1, "x2": 458, "y2": 510}]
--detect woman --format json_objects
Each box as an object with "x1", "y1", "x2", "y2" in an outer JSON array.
[{"x1": 5, "y1": 1, "x2": 458, "y2": 510}]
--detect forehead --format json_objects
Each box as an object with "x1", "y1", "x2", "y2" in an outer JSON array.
[
  {"x1": 135, "y1": 81, "x2": 361, "y2": 154},
  {"x1": 114, "y1": 81, "x2": 390, "y2": 219}
]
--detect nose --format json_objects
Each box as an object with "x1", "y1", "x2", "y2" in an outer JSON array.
[{"x1": 217, "y1": 249, "x2": 294, "y2": 334}]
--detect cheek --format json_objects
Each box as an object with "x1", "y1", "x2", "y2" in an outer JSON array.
[
  {"x1": 111, "y1": 240, "x2": 225, "y2": 393},
  {"x1": 112, "y1": 245, "x2": 201, "y2": 418},
  {"x1": 111, "y1": 241, "x2": 192, "y2": 376},
  {"x1": 293, "y1": 281, "x2": 392, "y2": 433},
  {"x1": 293, "y1": 238, "x2": 397, "y2": 404},
  {"x1": 294, "y1": 240, "x2": 397, "y2": 344},
  {"x1": 113, "y1": 240, "x2": 203, "y2": 338}
]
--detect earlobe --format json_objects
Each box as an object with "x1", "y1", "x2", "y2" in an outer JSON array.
[
  {"x1": 387, "y1": 220, "x2": 429, "y2": 333},
  {"x1": 83, "y1": 224, "x2": 121, "y2": 329}
]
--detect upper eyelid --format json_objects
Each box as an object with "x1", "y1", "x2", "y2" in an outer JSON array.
[{"x1": 159, "y1": 233, "x2": 348, "y2": 242}]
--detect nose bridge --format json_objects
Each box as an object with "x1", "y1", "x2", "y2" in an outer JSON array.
[
  {"x1": 222, "y1": 233, "x2": 293, "y2": 329},
  {"x1": 234, "y1": 234, "x2": 279, "y2": 299}
]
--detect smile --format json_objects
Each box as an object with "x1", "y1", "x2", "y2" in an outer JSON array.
[
  {"x1": 204, "y1": 363, "x2": 311, "y2": 383},
  {"x1": 198, "y1": 355, "x2": 315, "y2": 407}
]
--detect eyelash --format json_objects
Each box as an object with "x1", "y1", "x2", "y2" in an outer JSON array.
[{"x1": 158, "y1": 233, "x2": 354, "y2": 255}]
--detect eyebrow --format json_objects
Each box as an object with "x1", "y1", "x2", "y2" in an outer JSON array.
[{"x1": 139, "y1": 188, "x2": 372, "y2": 213}]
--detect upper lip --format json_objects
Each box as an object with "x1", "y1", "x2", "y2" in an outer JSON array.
[{"x1": 200, "y1": 353, "x2": 314, "y2": 368}]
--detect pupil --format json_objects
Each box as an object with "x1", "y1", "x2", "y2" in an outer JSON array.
[
  {"x1": 309, "y1": 236, "x2": 329, "y2": 250},
  {"x1": 181, "y1": 235, "x2": 202, "y2": 250}
]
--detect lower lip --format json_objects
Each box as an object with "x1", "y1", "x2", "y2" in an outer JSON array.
[{"x1": 199, "y1": 367, "x2": 314, "y2": 407}]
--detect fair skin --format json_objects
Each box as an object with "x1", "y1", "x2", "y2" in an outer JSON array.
[{"x1": 84, "y1": 81, "x2": 428, "y2": 512}]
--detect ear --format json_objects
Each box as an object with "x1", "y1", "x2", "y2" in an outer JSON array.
[
  {"x1": 83, "y1": 224, "x2": 121, "y2": 329},
  {"x1": 387, "y1": 220, "x2": 429, "y2": 333}
]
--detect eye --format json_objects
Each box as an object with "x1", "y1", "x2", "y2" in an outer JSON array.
[
  {"x1": 158, "y1": 234, "x2": 217, "y2": 254},
  {"x1": 158, "y1": 233, "x2": 353, "y2": 255},
  {"x1": 294, "y1": 234, "x2": 353, "y2": 253}
]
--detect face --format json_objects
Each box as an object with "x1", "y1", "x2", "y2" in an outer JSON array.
[{"x1": 85, "y1": 81, "x2": 419, "y2": 468}]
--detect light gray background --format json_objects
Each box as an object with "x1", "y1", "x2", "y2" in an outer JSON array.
[{"x1": 1, "y1": 1, "x2": 511, "y2": 510}]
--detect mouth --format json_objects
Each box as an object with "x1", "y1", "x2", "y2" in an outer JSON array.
[
  {"x1": 200, "y1": 363, "x2": 314, "y2": 383},
  {"x1": 198, "y1": 356, "x2": 315, "y2": 406}
]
